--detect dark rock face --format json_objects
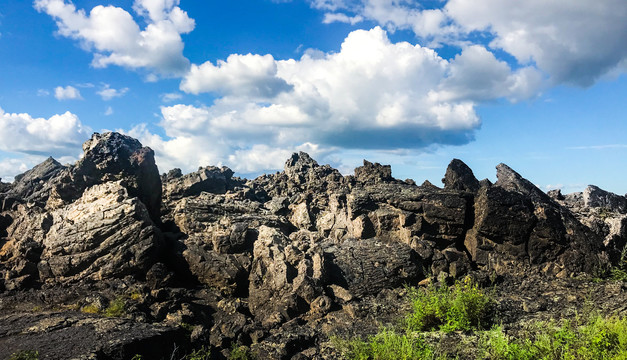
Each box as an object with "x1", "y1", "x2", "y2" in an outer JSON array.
[
  {"x1": 1, "y1": 132, "x2": 624, "y2": 359},
  {"x1": 354, "y1": 160, "x2": 393, "y2": 184},
  {"x1": 442, "y1": 158, "x2": 480, "y2": 192}
]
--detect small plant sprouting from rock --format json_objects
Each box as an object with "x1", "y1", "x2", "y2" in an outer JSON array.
[
  {"x1": 8, "y1": 350, "x2": 39, "y2": 360},
  {"x1": 335, "y1": 277, "x2": 495, "y2": 359},
  {"x1": 333, "y1": 329, "x2": 436, "y2": 360},
  {"x1": 183, "y1": 346, "x2": 212, "y2": 360},
  {"x1": 104, "y1": 296, "x2": 126, "y2": 317},
  {"x1": 229, "y1": 344, "x2": 255, "y2": 360}
]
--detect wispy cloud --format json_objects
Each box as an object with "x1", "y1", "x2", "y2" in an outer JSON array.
[
  {"x1": 567, "y1": 144, "x2": 627, "y2": 150},
  {"x1": 98, "y1": 84, "x2": 129, "y2": 101}
]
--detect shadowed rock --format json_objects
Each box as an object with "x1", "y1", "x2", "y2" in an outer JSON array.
[{"x1": 442, "y1": 159, "x2": 480, "y2": 192}]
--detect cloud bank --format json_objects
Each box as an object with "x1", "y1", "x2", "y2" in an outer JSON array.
[
  {"x1": 0, "y1": 107, "x2": 91, "y2": 157},
  {"x1": 134, "y1": 27, "x2": 541, "y2": 174},
  {"x1": 309, "y1": 0, "x2": 627, "y2": 86},
  {"x1": 30, "y1": 0, "x2": 627, "y2": 177}
]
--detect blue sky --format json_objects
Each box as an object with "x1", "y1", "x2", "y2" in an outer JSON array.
[{"x1": 0, "y1": 0, "x2": 626, "y2": 194}]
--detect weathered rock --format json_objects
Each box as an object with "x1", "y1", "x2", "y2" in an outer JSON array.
[
  {"x1": 354, "y1": 160, "x2": 393, "y2": 184},
  {"x1": 0, "y1": 312, "x2": 188, "y2": 360},
  {"x1": 466, "y1": 164, "x2": 608, "y2": 276},
  {"x1": 325, "y1": 238, "x2": 422, "y2": 297},
  {"x1": 0, "y1": 157, "x2": 66, "y2": 211},
  {"x1": 162, "y1": 165, "x2": 235, "y2": 201},
  {"x1": 183, "y1": 237, "x2": 251, "y2": 294},
  {"x1": 442, "y1": 159, "x2": 480, "y2": 192},
  {"x1": 248, "y1": 227, "x2": 325, "y2": 327},
  {"x1": 35, "y1": 182, "x2": 163, "y2": 283},
  {"x1": 584, "y1": 185, "x2": 627, "y2": 213}
]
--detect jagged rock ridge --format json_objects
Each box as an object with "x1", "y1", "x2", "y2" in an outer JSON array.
[{"x1": 0, "y1": 132, "x2": 624, "y2": 359}]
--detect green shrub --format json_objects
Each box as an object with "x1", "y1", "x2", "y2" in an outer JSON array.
[
  {"x1": 479, "y1": 315, "x2": 627, "y2": 360},
  {"x1": 334, "y1": 329, "x2": 434, "y2": 360},
  {"x1": 8, "y1": 350, "x2": 39, "y2": 360},
  {"x1": 104, "y1": 296, "x2": 126, "y2": 317},
  {"x1": 405, "y1": 277, "x2": 494, "y2": 332},
  {"x1": 229, "y1": 344, "x2": 255, "y2": 360}
]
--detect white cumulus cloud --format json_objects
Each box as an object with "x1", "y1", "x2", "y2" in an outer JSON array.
[
  {"x1": 0, "y1": 107, "x2": 91, "y2": 157},
  {"x1": 307, "y1": 0, "x2": 627, "y2": 86},
  {"x1": 180, "y1": 54, "x2": 292, "y2": 98},
  {"x1": 131, "y1": 27, "x2": 545, "y2": 174},
  {"x1": 34, "y1": 0, "x2": 195, "y2": 77},
  {"x1": 445, "y1": 0, "x2": 627, "y2": 86},
  {"x1": 54, "y1": 85, "x2": 82, "y2": 100}
]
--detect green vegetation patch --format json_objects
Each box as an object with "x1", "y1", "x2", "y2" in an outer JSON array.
[
  {"x1": 480, "y1": 315, "x2": 627, "y2": 360},
  {"x1": 8, "y1": 350, "x2": 39, "y2": 360},
  {"x1": 405, "y1": 277, "x2": 495, "y2": 332},
  {"x1": 334, "y1": 329, "x2": 435, "y2": 360}
]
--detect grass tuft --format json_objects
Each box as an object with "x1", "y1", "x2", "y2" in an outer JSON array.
[
  {"x1": 479, "y1": 314, "x2": 627, "y2": 360},
  {"x1": 8, "y1": 351, "x2": 39, "y2": 360}
]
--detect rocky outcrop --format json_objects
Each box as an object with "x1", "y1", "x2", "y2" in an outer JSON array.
[
  {"x1": 553, "y1": 185, "x2": 627, "y2": 264},
  {"x1": 584, "y1": 185, "x2": 627, "y2": 213},
  {"x1": 465, "y1": 164, "x2": 607, "y2": 276},
  {"x1": 1, "y1": 134, "x2": 625, "y2": 359},
  {"x1": 442, "y1": 158, "x2": 480, "y2": 192}
]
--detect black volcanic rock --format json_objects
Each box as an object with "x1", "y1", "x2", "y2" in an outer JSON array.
[
  {"x1": 58, "y1": 132, "x2": 163, "y2": 222},
  {"x1": 354, "y1": 160, "x2": 393, "y2": 184},
  {"x1": 0, "y1": 157, "x2": 65, "y2": 211},
  {"x1": 442, "y1": 158, "x2": 480, "y2": 192},
  {"x1": 0, "y1": 134, "x2": 625, "y2": 359}
]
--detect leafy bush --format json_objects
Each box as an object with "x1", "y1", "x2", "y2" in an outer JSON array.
[
  {"x1": 333, "y1": 329, "x2": 434, "y2": 360},
  {"x1": 405, "y1": 277, "x2": 495, "y2": 332},
  {"x1": 479, "y1": 315, "x2": 627, "y2": 360}
]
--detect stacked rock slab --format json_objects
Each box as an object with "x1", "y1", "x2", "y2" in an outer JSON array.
[{"x1": 0, "y1": 132, "x2": 163, "y2": 290}]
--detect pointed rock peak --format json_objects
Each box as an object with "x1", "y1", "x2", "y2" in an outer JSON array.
[
  {"x1": 495, "y1": 163, "x2": 550, "y2": 203},
  {"x1": 13, "y1": 156, "x2": 64, "y2": 184},
  {"x1": 420, "y1": 180, "x2": 440, "y2": 190},
  {"x1": 442, "y1": 159, "x2": 479, "y2": 192},
  {"x1": 284, "y1": 152, "x2": 319, "y2": 177},
  {"x1": 354, "y1": 160, "x2": 393, "y2": 184},
  {"x1": 583, "y1": 185, "x2": 627, "y2": 213}
]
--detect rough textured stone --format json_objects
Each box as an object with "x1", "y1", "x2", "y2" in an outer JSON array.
[
  {"x1": 354, "y1": 160, "x2": 393, "y2": 184},
  {"x1": 442, "y1": 158, "x2": 480, "y2": 192},
  {"x1": 37, "y1": 182, "x2": 163, "y2": 283},
  {"x1": 584, "y1": 185, "x2": 627, "y2": 213}
]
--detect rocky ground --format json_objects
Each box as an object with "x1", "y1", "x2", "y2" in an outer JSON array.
[{"x1": 0, "y1": 132, "x2": 625, "y2": 359}]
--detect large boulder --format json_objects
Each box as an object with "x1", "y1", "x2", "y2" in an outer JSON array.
[
  {"x1": 36, "y1": 181, "x2": 163, "y2": 283},
  {"x1": 465, "y1": 164, "x2": 608, "y2": 276}
]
